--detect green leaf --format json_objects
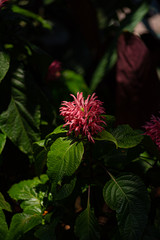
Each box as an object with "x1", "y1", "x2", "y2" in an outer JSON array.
[
  {"x1": 0, "y1": 192, "x2": 12, "y2": 212},
  {"x1": 0, "y1": 51, "x2": 10, "y2": 83},
  {"x1": 103, "y1": 173, "x2": 150, "y2": 240},
  {"x1": 0, "y1": 132, "x2": 6, "y2": 154},
  {"x1": 62, "y1": 70, "x2": 89, "y2": 97},
  {"x1": 47, "y1": 137, "x2": 84, "y2": 184},
  {"x1": 89, "y1": 1, "x2": 149, "y2": 92},
  {"x1": 8, "y1": 177, "x2": 41, "y2": 201},
  {"x1": 0, "y1": 209, "x2": 8, "y2": 239},
  {"x1": 45, "y1": 125, "x2": 68, "y2": 148},
  {"x1": 94, "y1": 130, "x2": 118, "y2": 148},
  {"x1": 112, "y1": 125, "x2": 143, "y2": 148},
  {"x1": 74, "y1": 205, "x2": 100, "y2": 240},
  {"x1": 90, "y1": 47, "x2": 117, "y2": 92},
  {"x1": 8, "y1": 176, "x2": 48, "y2": 214},
  {"x1": 6, "y1": 213, "x2": 42, "y2": 240},
  {"x1": 11, "y1": 5, "x2": 52, "y2": 30},
  {"x1": 55, "y1": 177, "x2": 77, "y2": 200},
  {"x1": 0, "y1": 67, "x2": 40, "y2": 156},
  {"x1": 120, "y1": 1, "x2": 150, "y2": 32},
  {"x1": 50, "y1": 125, "x2": 68, "y2": 135}
]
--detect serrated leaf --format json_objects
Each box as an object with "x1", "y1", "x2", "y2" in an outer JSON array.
[
  {"x1": 62, "y1": 70, "x2": 89, "y2": 97},
  {"x1": 8, "y1": 177, "x2": 41, "y2": 201},
  {"x1": 8, "y1": 176, "x2": 46, "y2": 215},
  {"x1": 0, "y1": 209, "x2": 8, "y2": 239},
  {"x1": 94, "y1": 130, "x2": 118, "y2": 148},
  {"x1": 0, "y1": 192, "x2": 12, "y2": 212},
  {"x1": 55, "y1": 177, "x2": 76, "y2": 200},
  {"x1": 6, "y1": 213, "x2": 42, "y2": 240},
  {"x1": 0, "y1": 132, "x2": 6, "y2": 154},
  {"x1": 0, "y1": 51, "x2": 10, "y2": 83},
  {"x1": 47, "y1": 137, "x2": 84, "y2": 184},
  {"x1": 103, "y1": 173, "x2": 150, "y2": 240},
  {"x1": 0, "y1": 67, "x2": 40, "y2": 156},
  {"x1": 22, "y1": 205, "x2": 42, "y2": 215},
  {"x1": 74, "y1": 206, "x2": 100, "y2": 240},
  {"x1": 112, "y1": 125, "x2": 143, "y2": 148}
]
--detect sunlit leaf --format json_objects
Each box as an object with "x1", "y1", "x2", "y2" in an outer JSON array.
[
  {"x1": 44, "y1": 125, "x2": 68, "y2": 149},
  {"x1": 47, "y1": 137, "x2": 84, "y2": 184},
  {"x1": 8, "y1": 177, "x2": 42, "y2": 201},
  {"x1": 8, "y1": 176, "x2": 48, "y2": 214},
  {"x1": 6, "y1": 213, "x2": 42, "y2": 240},
  {"x1": 94, "y1": 130, "x2": 118, "y2": 148}
]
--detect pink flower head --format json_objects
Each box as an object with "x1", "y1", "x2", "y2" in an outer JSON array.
[
  {"x1": 60, "y1": 92, "x2": 106, "y2": 143},
  {"x1": 46, "y1": 60, "x2": 61, "y2": 82},
  {"x1": 143, "y1": 115, "x2": 160, "y2": 150},
  {"x1": 0, "y1": 0, "x2": 8, "y2": 8}
]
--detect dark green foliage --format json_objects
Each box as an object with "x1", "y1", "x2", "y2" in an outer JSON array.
[{"x1": 0, "y1": 0, "x2": 159, "y2": 239}]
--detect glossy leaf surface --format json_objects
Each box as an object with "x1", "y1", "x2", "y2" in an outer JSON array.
[
  {"x1": 6, "y1": 213, "x2": 42, "y2": 240},
  {"x1": 0, "y1": 67, "x2": 40, "y2": 156},
  {"x1": 47, "y1": 137, "x2": 84, "y2": 184}
]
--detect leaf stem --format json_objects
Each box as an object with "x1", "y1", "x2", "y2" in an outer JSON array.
[{"x1": 87, "y1": 185, "x2": 90, "y2": 208}]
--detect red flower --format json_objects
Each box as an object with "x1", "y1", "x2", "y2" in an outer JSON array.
[
  {"x1": 143, "y1": 115, "x2": 160, "y2": 150},
  {"x1": 46, "y1": 60, "x2": 61, "y2": 82},
  {"x1": 60, "y1": 92, "x2": 106, "y2": 143},
  {"x1": 0, "y1": 0, "x2": 8, "y2": 9}
]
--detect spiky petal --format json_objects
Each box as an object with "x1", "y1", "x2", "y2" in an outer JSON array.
[
  {"x1": 143, "y1": 115, "x2": 160, "y2": 150},
  {"x1": 60, "y1": 92, "x2": 106, "y2": 143},
  {"x1": 0, "y1": 0, "x2": 8, "y2": 9}
]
